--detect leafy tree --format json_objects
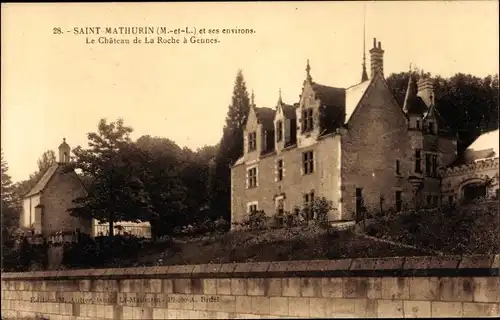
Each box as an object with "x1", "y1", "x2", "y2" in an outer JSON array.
[
  {"x1": 1, "y1": 149, "x2": 14, "y2": 206},
  {"x1": 1, "y1": 150, "x2": 21, "y2": 270},
  {"x1": 69, "y1": 119, "x2": 155, "y2": 236},
  {"x1": 210, "y1": 70, "x2": 251, "y2": 220},
  {"x1": 135, "y1": 135, "x2": 188, "y2": 236}
]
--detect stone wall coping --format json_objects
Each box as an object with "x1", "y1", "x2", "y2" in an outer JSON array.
[{"x1": 2, "y1": 254, "x2": 498, "y2": 280}]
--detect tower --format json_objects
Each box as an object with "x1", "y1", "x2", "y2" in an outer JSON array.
[{"x1": 58, "y1": 138, "x2": 71, "y2": 164}]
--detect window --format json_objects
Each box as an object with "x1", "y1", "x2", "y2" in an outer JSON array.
[
  {"x1": 432, "y1": 155, "x2": 438, "y2": 177},
  {"x1": 301, "y1": 108, "x2": 314, "y2": 132},
  {"x1": 415, "y1": 149, "x2": 422, "y2": 173},
  {"x1": 425, "y1": 154, "x2": 432, "y2": 176},
  {"x1": 396, "y1": 160, "x2": 401, "y2": 175},
  {"x1": 416, "y1": 120, "x2": 421, "y2": 129},
  {"x1": 303, "y1": 191, "x2": 315, "y2": 220},
  {"x1": 276, "y1": 120, "x2": 283, "y2": 142},
  {"x1": 248, "y1": 203, "x2": 258, "y2": 213},
  {"x1": 248, "y1": 167, "x2": 257, "y2": 188},
  {"x1": 248, "y1": 132, "x2": 257, "y2": 151},
  {"x1": 428, "y1": 122, "x2": 435, "y2": 134},
  {"x1": 277, "y1": 159, "x2": 284, "y2": 181},
  {"x1": 395, "y1": 191, "x2": 403, "y2": 212},
  {"x1": 302, "y1": 151, "x2": 314, "y2": 174},
  {"x1": 276, "y1": 198, "x2": 284, "y2": 214},
  {"x1": 355, "y1": 188, "x2": 363, "y2": 221},
  {"x1": 426, "y1": 195, "x2": 432, "y2": 206}
]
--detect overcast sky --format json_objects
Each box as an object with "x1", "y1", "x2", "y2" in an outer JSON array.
[{"x1": 2, "y1": 1, "x2": 499, "y2": 182}]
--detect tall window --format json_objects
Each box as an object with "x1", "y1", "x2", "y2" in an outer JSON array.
[
  {"x1": 425, "y1": 154, "x2": 432, "y2": 176},
  {"x1": 276, "y1": 120, "x2": 283, "y2": 142},
  {"x1": 415, "y1": 149, "x2": 422, "y2": 173},
  {"x1": 276, "y1": 198, "x2": 284, "y2": 215},
  {"x1": 432, "y1": 155, "x2": 438, "y2": 177},
  {"x1": 395, "y1": 191, "x2": 403, "y2": 212},
  {"x1": 302, "y1": 151, "x2": 314, "y2": 174},
  {"x1": 301, "y1": 108, "x2": 314, "y2": 132},
  {"x1": 248, "y1": 167, "x2": 257, "y2": 188},
  {"x1": 277, "y1": 159, "x2": 284, "y2": 181},
  {"x1": 248, "y1": 132, "x2": 257, "y2": 151},
  {"x1": 355, "y1": 188, "x2": 363, "y2": 221},
  {"x1": 303, "y1": 191, "x2": 315, "y2": 220},
  {"x1": 416, "y1": 120, "x2": 421, "y2": 129},
  {"x1": 396, "y1": 160, "x2": 401, "y2": 175}
]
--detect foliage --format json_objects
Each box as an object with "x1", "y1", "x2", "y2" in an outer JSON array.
[
  {"x1": 210, "y1": 70, "x2": 251, "y2": 221},
  {"x1": 365, "y1": 201, "x2": 499, "y2": 254},
  {"x1": 69, "y1": 119, "x2": 156, "y2": 236},
  {"x1": 62, "y1": 234, "x2": 148, "y2": 268}
]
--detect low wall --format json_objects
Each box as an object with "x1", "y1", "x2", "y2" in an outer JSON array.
[{"x1": 2, "y1": 254, "x2": 499, "y2": 319}]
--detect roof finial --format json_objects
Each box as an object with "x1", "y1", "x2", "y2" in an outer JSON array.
[
  {"x1": 361, "y1": 4, "x2": 368, "y2": 82},
  {"x1": 278, "y1": 88, "x2": 283, "y2": 105},
  {"x1": 63, "y1": 137, "x2": 66, "y2": 143},
  {"x1": 306, "y1": 59, "x2": 312, "y2": 82},
  {"x1": 251, "y1": 90, "x2": 255, "y2": 107}
]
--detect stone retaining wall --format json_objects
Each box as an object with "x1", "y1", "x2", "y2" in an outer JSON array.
[{"x1": 2, "y1": 254, "x2": 499, "y2": 319}]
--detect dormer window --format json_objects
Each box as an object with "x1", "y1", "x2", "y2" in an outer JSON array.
[
  {"x1": 276, "y1": 120, "x2": 283, "y2": 142},
  {"x1": 428, "y1": 122, "x2": 435, "y2": 134},
  {"x1": 301, "y1": 108, "x2": 314, "y2": 132},
  {"x1": 248, "y1": 132, "x2": 257, "y2": 151}
]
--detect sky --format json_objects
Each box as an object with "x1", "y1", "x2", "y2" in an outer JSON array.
[{"x1": 1, "y1": 1, "x2": 499, "y2": 183}]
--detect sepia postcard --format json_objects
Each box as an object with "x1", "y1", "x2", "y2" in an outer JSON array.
[{"x1": 1, "y1": 1, "x2": 499, "y2": 319}]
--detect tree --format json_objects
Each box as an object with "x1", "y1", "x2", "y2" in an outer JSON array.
[
  {"x1": 69, "y1": 118, "x2": 155, "y2": 237},
  {"x1": 1, "y1": 150, "x2": 21, "y2": 271},
  {"x1": 135, "y1": 135, "x2": 189, "y2": 236},
  {"x1": 1, "y1": 149, "x2": 14, "y2": 206},
  {"x1": 210, "y1": 70, "x2": 251, "y2": 220}
]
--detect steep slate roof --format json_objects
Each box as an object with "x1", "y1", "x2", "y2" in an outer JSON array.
[
  {"x1": 255, "y1": 107, "x2": 276, "y2": 130},
  {"x1": 24, "y1": 164, "x2": 59, "y2": 198},
  {"x1": 311, "y1": 83, "x2": 346, "y2": 108},
  {"x1": 403, "y1": 74, "x2": 428, "y2": 115},
  {"x1": 425, "y1": 104, "x2": 451, "y2": 133},
  {"x1": 282, "y1": 104, "x2": 297, "y2": 119}
]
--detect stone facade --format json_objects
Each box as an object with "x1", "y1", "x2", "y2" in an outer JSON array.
[
  {"x1": 2, "y1": 254, "x2": 499, "y2": 319},
  {"x1": 21, "y1": 141, "x2": 92, "y2": 237},
  {"x1": 230, "y1": 37, "x2": 468, "y2": 225}
]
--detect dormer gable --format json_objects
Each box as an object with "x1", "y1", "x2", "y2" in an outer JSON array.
[
  {"x1": 244, "y1": 106, "x2": 259, "y2": 156},
  {"x1": 255, "y1": 107, "x2": 276, "y2": 155},
  {"x1": 296, "y1": 60, "x2": 346, "y2": 142},
  {"x1": 274, "y1": 91, "x2": 298, "y2": 152}
]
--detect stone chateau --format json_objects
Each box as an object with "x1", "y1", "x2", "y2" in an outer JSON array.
[{"x1": 230, "y1": 37, "x2": 499, "y2": 226}]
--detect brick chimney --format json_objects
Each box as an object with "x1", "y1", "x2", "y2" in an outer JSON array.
[
  {"x1": 369, "y1": 38, "x2": 384, "y2": 78},
  {"x1": 417, "y1": 73, "x2": 435, "y2": 107}
]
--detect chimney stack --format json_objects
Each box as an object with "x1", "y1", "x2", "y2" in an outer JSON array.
[
  {"x1": 417, "y1": 72, "x2": 435, "y2": 107},
  {"x1": 369, "y1": 37, "x2": 384, "y2": 78}
]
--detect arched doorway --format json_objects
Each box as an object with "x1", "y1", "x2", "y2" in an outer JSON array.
[{"x1": 461, "y1": 182, "x2": 487, "y2": 204}]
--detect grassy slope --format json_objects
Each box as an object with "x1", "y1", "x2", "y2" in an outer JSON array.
[
  {"x1": 132, "y1": 226, "x2": 429, "y2": 267},
  {"x1": 365, "y1": 201, "x2": 500, "y2": 255},
  {"x1": 99, "y1": 202, "x2": 498, "y2": 268}
]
